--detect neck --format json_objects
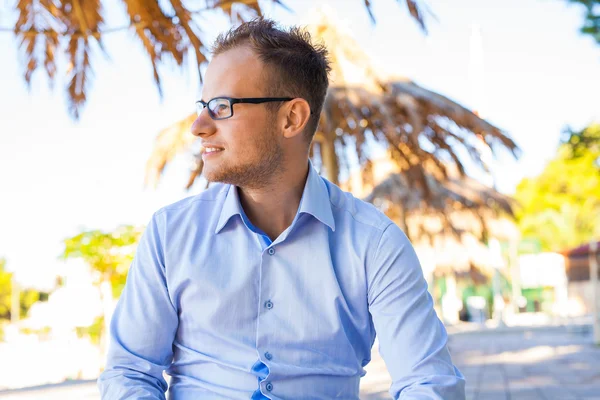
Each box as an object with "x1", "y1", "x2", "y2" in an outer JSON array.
[{"x1": 238, "y1": 160, "x2": 309, "y2": 241}]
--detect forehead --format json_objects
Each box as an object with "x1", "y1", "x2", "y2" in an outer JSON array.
[{"x1": 202, "y1": 45, "x2": 267, "y2": 98}]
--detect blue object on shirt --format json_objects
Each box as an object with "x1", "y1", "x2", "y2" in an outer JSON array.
[{"x1": 98, "y1": 161, "x2": 465, "y2": 399}]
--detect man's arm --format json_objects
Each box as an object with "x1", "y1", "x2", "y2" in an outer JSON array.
[
  {"x1": 367, "y1": 223, "x2": 465, "y2": 399},
  {"x1": 98, "y1": 211, "x2": 179, "y2": 400}
]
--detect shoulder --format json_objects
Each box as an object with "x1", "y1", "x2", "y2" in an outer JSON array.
[
  {"x1": 323, "y1": 178, "x2": 415, "y2": 263},
  {"x1": 324, "y1": 178, "x2": 393, "y2": 234}
]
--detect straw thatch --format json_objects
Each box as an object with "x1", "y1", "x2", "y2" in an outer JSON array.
[
  {"x1": 316, "y1": 81, "x2": 518, "y2": 191},
  {"x1": 359, "y1": 157, "x2": 514, "y2": 234},
  {"x1": 363, "y1": 165, "x2": 513, "y2": 219},
  {"x1": 5, "y1": 0, "x2": 428, "y2": 119}
]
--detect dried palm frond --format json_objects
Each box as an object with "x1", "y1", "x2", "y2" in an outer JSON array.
[
  {"x1": 144, "y1": 113, "x2": 197, "y2": 188},
  {"x1": 362, "y1": 0, "x2": 428, "y2": 31},
  {"x1": 7, "y1": 0, "x2": 427, "y2": 119},
  {"x1": 319, "y1": 80, "x2": 519, "y2": 190}
]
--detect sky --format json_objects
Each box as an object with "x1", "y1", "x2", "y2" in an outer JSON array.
[{"x1": 0, "y1": 0, "x2": 599, "y2": 288}]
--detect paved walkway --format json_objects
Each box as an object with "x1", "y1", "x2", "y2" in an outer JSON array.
[
  {"x1": 452, "y1": 326, "x2": 600, "y2": 400},
  {"x1": 360, "y1": 324, "x2": 600, "y2": 399},
  {"x1": 1, "y1": 325, "x2": 599, "y2": 399}
]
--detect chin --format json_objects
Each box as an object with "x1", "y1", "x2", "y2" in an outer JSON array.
[
  {"x1": 203, "y1": 160, "x2": 273, "y2": 188},
  {"x1": 203, "y1": 166, "x2": 237, "y2": 185},
  {"x1": 203, "y1": 170, "x2": 227, "y2": 184}
]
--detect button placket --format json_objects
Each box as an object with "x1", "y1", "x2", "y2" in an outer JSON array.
[{"x1": 257, "y1": 238, "x2": 278, "y2": 396}]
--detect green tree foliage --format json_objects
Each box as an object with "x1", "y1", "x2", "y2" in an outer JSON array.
[
  {"x1": 568, "y1": 0, "x2": 600, "y2": 45},
  {"x1": 0, "y1": 258, "x2": 47, "y2": 321},
  {"x1": 62, "y1": 225, "x2": 142, "y2": 347},
  {"x1": 76, "y1": 315, "x2": 104, "y2": 345},
  {"x1": 62, "y1": 225, "x2": 143, "y2": 298},
  {"x1": 515, "y1": 125, "x2": 600, "y2": 252},
  {"x1": 0, "y1": 258, "x2": 11, "y2": 319},
  {"x1": 5, "y1": 0, "x2": 427, "y2": 119},
  {"x1": 562, "y1": 123, "x2": 600, "y2": 157}
]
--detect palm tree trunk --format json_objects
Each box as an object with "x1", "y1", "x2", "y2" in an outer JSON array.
[{"x1": 320, "y1": 135, "x2": 339, "y2": 185}]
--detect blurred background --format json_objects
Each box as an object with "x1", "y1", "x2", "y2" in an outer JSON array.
[{"x1": 0, "y1": 0, "x2": 599, "y2": 399}]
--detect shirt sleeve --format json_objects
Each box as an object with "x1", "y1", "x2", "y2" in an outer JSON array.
[
  {"x1": 367, "y1": 223, "x2": 465, "y2": 399},
  {"x1": 98, "y1": 211, "x2": 179, "y2": 400}
]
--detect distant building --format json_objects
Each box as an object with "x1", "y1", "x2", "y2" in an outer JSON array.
[{"x1": 562, "y1": 240, "x2": 600, "y2": 316}]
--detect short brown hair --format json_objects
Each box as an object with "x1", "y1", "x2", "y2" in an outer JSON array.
[{"x1": 212, "y1": 18, "x2": 331, "y2": 141}]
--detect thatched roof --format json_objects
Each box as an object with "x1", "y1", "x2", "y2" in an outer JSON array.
[
  {"x1": 4, "y1": 0, "x2": 428, "y2": 119},
  {"x1": 363, "y1": 166, "x2": 514, "y2": 217},
  {"x1": 347, "y1": 154, "x2": 516, "y2": 241},
  {"x1": 319, "y1": 81, "x2": 518, "y2": 188}
]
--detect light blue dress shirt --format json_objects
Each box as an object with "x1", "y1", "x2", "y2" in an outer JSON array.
[{"x1": 98, "y1": 162, "x2": 465, "y2": 399}]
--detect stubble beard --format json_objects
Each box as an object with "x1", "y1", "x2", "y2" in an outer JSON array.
[{"x1": 203, "y1": 126, "x2": 285, "y2": 189}]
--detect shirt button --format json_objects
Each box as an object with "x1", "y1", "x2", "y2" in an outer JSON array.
[
  {"x1": 264, "y1": 300, "x2": 273, "y2": 310},
  {"x1": 268, "y1": 247, "x2": 275, "y2": 255},
  {"x1": 264, "y1": 351, "x2": 272, "y2": 360},
  {"x1": 265, "y1": 382, "x2": 273, "y2": 392}
]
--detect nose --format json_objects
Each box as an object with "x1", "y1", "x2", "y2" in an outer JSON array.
[{"x1": 191, "y1": 106, "x2": 217, "y2": 138}]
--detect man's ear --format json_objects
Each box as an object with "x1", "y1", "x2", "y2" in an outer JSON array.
[{"x1": 281, "y1": 98, "x2": 311, "y2": 139}]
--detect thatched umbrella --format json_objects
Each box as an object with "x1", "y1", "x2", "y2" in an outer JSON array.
[
  {"x1": 144, "y1": 9, "x2": 519, "y2": 199},
  {"x1": 362, "y1": 164, "x2": 514, "y2": 238},
  {"x1": 3, "y1": 0, "x2": 427, "y2": 119}
]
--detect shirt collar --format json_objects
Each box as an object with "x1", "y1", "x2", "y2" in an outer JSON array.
[
  {"x1": 215, "y1": 184, "x2": 244, "y2": 234},
  {"x1": 297, "y1": 160, "x2": 336, "y2": 232},
  {"x1": 214, "y1": 160, "x2": 335, "y2": 234}
]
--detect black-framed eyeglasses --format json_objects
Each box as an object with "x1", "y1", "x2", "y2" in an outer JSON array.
[{"x1": 196, "y1": 97, "x2": 295, "y2": 120}]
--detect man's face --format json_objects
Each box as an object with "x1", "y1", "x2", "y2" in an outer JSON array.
[{"x1": 191, "y1": 45, "x2": 284, "y2": 189}]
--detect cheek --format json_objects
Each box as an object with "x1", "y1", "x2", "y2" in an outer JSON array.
[
  {"x1": 226, "y1": 121, "x2": 270, "y2": 154},
  {"x1": 219, "y1": 123, "x2": 254, "y2": 159}
]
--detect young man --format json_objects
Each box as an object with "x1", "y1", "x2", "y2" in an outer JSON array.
[{"x1": 98, "y1": 19, "x2": 465, "y2": 400}]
